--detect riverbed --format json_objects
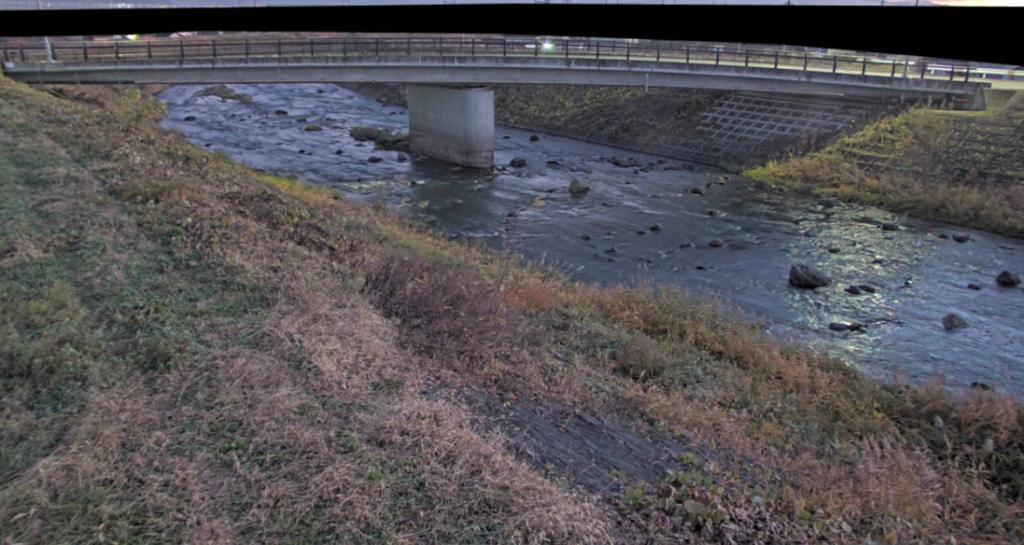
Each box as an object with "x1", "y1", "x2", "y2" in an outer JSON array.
[{"x1": 158, "y1": 83, "x2": 1024, "y2": 396}]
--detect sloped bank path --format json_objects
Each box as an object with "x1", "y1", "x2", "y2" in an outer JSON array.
[{"x1": 158, "y1": 83, "x2": 1024, "y2": 397}]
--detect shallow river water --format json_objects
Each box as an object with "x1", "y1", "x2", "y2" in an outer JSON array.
[{"x1": 158, "y1": 83, "x2": 1024, "y2": 397}]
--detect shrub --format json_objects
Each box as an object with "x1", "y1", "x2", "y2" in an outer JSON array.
[
  {"x1": 349, "y1": 126, "x2": 409, "y2": 151},
  {"x1": 362, "y1": 254, "x2": 539, "y2": 372},
  {"x1": 196, "y1": 85, "x2": 253, "y2": 104}
]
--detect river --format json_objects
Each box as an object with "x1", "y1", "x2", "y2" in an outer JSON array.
[{"x1": 158, "y1": 83, "x2": 1024, "y2": 397}]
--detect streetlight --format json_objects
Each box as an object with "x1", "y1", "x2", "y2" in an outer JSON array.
[{"x1": 37, "y1": 0, "x2": 52, "y2": 62}]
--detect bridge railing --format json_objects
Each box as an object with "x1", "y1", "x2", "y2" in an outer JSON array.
[{"x1": 1, "y1": 36, "x2": 1012, "y2": 84}]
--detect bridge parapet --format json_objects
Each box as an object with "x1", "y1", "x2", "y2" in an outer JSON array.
[{"x1": 4, "y1": 53, "x2": 986, "y2": 106}]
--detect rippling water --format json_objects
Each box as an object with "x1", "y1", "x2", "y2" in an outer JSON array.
[{"x1": 158, "y1": 83, "x2": 1024, "y2": 397}]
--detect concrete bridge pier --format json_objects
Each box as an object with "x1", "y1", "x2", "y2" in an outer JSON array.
[{"x1": 407, "y1": 84, "x2": 494, "y2": 168}]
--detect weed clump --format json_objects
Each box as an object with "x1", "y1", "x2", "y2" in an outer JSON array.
[
  {"x1": 196, "y1": 85, "x2": 253, "y2": 104},
  {"x1": 349, "y1": 126, "x2": 409, "y2": 151},
  {"x1": 362, "y1": 254, "x2": 538, "y2": 372},
  {"x1": 1, "y1": 280, "x2": 94, "y2": 402}
]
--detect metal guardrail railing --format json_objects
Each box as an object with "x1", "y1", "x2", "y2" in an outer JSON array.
[{"x1": 0, "y1": 37, "x2": 1009, "y2": 85}]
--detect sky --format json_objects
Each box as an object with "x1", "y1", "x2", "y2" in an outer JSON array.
[
  {"x1": 14, "y1": 0, "x2": 1024, "y2": 7},
  {"x1": 245, "y1": 0, "x2": 1024, "y2": 5}
]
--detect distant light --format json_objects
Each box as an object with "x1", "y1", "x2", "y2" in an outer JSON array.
[
  {"x1": 127, "y1": 34, "x2": 139, "y2": 41},
  {"x1": 542, "y1": 41, "x2": 554, "y2": 51}
]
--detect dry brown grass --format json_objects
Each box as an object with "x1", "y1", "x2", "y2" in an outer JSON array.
[
  {"x1": 4, "y1": 73, "x2": 1024, "y2": 544},
  {"x1": 746, "y1": 108, "x2": 1024, "y2": 238},
  {"x1": 362, "y1": 254, "x2": 541, "y2": 374}
]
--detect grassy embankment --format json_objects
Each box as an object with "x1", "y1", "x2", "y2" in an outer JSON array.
[
  {"x1": 1, "y1": 76, "x2": 1023, "y2": 544},
  {"x1": 745, "y1": 105, "x2": 1024, "y2": 238}
]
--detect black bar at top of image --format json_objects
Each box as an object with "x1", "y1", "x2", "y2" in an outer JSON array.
[{"x1": 0, "y1": 5, "x2": 1020, "y2": 66}]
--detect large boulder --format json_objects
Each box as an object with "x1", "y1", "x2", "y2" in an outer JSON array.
[
  {"x1": 789, "y1": 264, "x2": 831, "y2": 289},
  {"x1": 510, "y1": 157, "x2": 527, "y2": 168},
  {"x1": 996, "y1": 271, "x2": 1021, "y2": 286}
]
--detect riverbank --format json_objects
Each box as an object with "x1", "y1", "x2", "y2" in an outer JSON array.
[
  {"x1": 2, "y1": 76, "x2": 1023, "y2": 543},
  {"x1": 746, "y1": 102, "x2": 1024, "y2": 239},
  {"x1": 160, "y1": 81, "x2": 1024, "y2": 396}
]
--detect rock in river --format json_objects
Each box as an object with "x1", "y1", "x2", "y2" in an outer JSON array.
[
  {"x1": 510, "y1": 157, "x2": 527, "y2": 168},
  {"x1": 953, "y1": 233, "x2": 971, "y2": 243},
  {"x1": 789, "y1": 264, "x2": 831, "y2": 289},
  {"x1": 368, "y1": 156, "x2": 383, "y2": 163},
  {"x1": 609, "y1": 156, "x2": 640, "y2": 168},
  {"x1": 568, "y1": 178, "x2": 590, "y2": 195},
  {"x1": 942, "y1": 313, "x2": 969, "y2": 331},
  {"x1": 996, "y1": 271, "x2": 1021, "y2": 286},
  {"x1": 708, "y1": 238, "x2": 723, "y2": 248},
  {"x1": 529, "y1": 134, "x2": 540, "y2": 142}
]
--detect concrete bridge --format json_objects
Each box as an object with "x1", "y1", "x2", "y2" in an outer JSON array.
[{"x1": 2, "y1": 37, "x2": 989, "y2": 167}]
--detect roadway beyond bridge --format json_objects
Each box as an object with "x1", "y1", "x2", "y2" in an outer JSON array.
[{"x1": 2, "y1": 37, "x2": 990, "y2": 167}]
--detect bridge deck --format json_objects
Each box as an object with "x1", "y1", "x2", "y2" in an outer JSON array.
[{"x1": 2, "y1": 37, "x2": 988, "y2": 105}]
